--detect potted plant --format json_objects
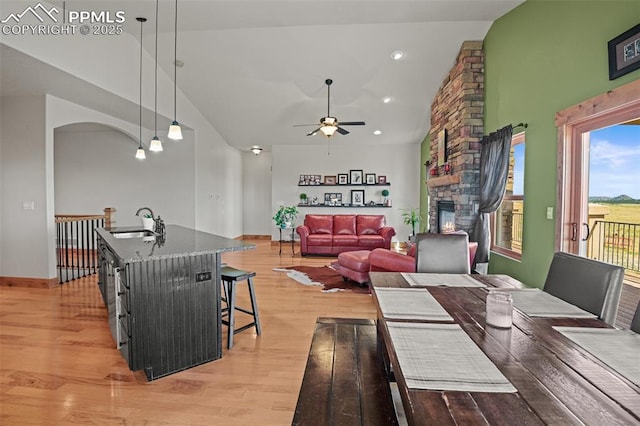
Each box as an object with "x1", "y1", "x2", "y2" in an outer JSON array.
[
  {"x1": 402, "y1": 208, "x2": 423, "y2": 238},
  {"x1": 381, "y1": 189, "x2": 390, "y2": 205},
  {"x1": 273, "y1": 205, "x2": 299, "y2": 228},
  {"x1": 299, "y1": 193, "x2": 308, "y2": 205}
]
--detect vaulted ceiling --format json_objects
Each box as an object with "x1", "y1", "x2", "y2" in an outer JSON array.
[{"x1": 0, "y1": 1, "x2": 524, "y2": 152}]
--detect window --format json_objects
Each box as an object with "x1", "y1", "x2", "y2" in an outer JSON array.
[{"x1": 492, "y1": 132, "x2": 525, "y2": 259}]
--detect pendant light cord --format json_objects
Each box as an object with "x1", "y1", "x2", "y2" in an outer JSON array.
[
  {"x1": 173, "y1": 0, "x2": 178, "y2": 121},
  {"x1": 139, "y1": 18, "x2": 144, "y2": 147},
  {"x1": 154, "y1": 0, "x2": 158, "y2": 136}
]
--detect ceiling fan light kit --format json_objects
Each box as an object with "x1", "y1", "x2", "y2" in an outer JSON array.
[{"x1": 294, "y1": 78, "x2": 365, "y2": 139}]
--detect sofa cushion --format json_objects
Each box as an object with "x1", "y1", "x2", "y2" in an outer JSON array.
[
  {"x1": 333, "y1": 234, "x2": 359, "y2": 247},
  {"x1": 307, "y1": 234, "x2": 333, "y2": 246},
  {"x1": 356, "y1": 215, "x2": 385, "y2": 235},
  {"x1": 305, "y1": 215, "x2": 333, "y2": 234},
  {"x1": 334, "y1": 215, "x2": 356, "y2": 235},
  {"x1": 358, "y1": 235, "x2": 385, "y2": 248}
]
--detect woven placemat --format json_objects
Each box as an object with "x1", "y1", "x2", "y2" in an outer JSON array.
[
  {"x1": 401, "y1": 273, "x2": 486, "y2": 287},
  {"x1": 375, "y1": 288, "x2": 452, "y2": 321},
  {"x1": 387, "y1": 322, "x2": 516, "y2": 392}
]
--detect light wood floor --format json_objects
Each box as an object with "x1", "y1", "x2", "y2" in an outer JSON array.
[{"x1": 0, "y1": 240, "x2": 377, "y2": 425}]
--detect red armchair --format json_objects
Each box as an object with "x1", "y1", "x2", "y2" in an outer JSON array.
[
  {"x1": 296, "y1": 214, "x2": 395, "y2": 256},
  {"x1": 369, "y1": 241, "x2": 478, "y2": 273}
]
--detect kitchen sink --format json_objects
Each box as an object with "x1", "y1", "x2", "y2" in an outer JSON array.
[{"x1": 111, "y1": 230, "x2": 156, "y2": 239}]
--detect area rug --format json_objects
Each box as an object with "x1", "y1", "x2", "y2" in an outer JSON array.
[{"x1": 274, "y1": 265, "x2": 370, "y2": 294}]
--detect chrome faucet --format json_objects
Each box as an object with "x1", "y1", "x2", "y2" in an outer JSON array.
[
  {"x1": 135, "y1": 207, "x2": 155, "y2": 219},
  {"x1": 135, "y1": 207, "x2": 165, "y2": 237}
]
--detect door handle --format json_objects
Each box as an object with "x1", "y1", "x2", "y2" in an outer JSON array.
[
  {"x1": 571, "y1": 222, "x2": 577, "y2": 241},
  {"x1": 582, "y1": 223, "x2": 590, "y2": 241}
]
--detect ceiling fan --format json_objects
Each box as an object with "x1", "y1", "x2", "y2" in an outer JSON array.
[{"x1": 294, "y1": 79, "x2": 365, "y2": 137}]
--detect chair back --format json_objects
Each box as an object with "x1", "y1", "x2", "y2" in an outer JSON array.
[
  {"x1": 631, "y1": 302, "x2": 640, "y2": 334},
  {"x1": 415, "y1": 233, "x2": 470, "y2": 274},
  {"x1": 543, "y1": 252, "x2": 624, "y2": 325}
]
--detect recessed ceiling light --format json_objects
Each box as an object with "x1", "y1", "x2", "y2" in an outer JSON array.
[
  {"x1": 374, "y1": 130, "x2": 382, "y2": 135},
  {"x1": 390, "y1": 50, "x2": 404, "y2": 61},
  {"x1": 381, "y1": 96, "x2": 393, "y2": 104}
]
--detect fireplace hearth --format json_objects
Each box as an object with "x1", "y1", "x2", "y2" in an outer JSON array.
[{"x1": 437, "y1": 201, "x2": 455, "y2": 233}]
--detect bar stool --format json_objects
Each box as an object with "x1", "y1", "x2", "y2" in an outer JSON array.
[{"x1": 220, "y1": 266, "x2": 262, "y2": 349}]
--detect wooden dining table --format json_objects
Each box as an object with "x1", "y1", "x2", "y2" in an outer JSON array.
[{"x1": 370, "y1": 272, "x2": 640, "y2": 425}]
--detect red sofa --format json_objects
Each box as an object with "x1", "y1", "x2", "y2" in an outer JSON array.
[{"x1": 296, "y1": 214, "x2": 395, "y2": 256}]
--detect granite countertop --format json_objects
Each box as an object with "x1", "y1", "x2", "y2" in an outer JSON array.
[{"x1": 96, "y1": 225, "x2": 255, "y2": 262}]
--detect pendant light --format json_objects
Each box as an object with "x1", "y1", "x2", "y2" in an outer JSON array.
[
  {"x1": 167, "y1": 0, "x2": 183, "y2": 140},
  {"x1": 149, "y1": 0, "x2": 163, "y2": 152},
  {"x1": 135, "y1": 17, "x2": 147, "y2": 160}
]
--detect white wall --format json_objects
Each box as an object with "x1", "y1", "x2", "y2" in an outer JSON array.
[
  {"x1": 54, "y1": 125, "x2": 196, "y2": 228},
  {"x1": 242, "y1": 151, "x2": 273, "y2": 235},
  {"x1": 271, "y1": 143, "x2": 421, "y2": 241},
  {"x1": 0, "y1": 95, "x2": 51, "y2": 278}
]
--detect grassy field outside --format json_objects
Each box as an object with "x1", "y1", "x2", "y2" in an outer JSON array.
[{"x1": 591, "y1": 203, "x2": 640, "y2": 225}]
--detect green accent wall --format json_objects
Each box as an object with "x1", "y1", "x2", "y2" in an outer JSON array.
[{"x1": 484, "y1": 0, "x2": 640, "y2": 287}]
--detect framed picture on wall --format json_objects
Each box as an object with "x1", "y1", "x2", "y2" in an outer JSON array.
[
  {"x1": 378, "y1": 175, "x2": 387, "y2": 184},
  {"x1": 351, "y1": 189, "x2": 365, "y2": 206},
  {"x1": 365, "y1": 173, "x2": 377, "y2": 184},
  {"x1": 437, "y1": 129, "x2": 447, "y2": 166},
  {"x1": 350, "y1": 169, "x2": 363, "y2": 185},
  {"x1": 608, "y1": 23, "x2": 640, "y2": 80},
  {"x1": 338, "y1": 174, "x2": 349, "y2": 184},
  {"x1": 324, "y1": 175, "x2": 337, "y2": 185}
]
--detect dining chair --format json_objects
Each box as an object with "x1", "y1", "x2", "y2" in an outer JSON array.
[
  {"x1": 543, "y1": 252, "x2": 624, "y2": 325},
  {"x1": 631, "y1": 301, "x2": 640, "y2": 334},
  {"x1": 415, "y1": 232, "x2": 470, "y2": 274}
]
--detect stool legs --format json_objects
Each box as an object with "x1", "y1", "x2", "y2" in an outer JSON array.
[
  {"x1": 247, "y1": 277, "x2": 262, "y2": 335},
  {"x1": 220, "y1": 272, "x2": 261, "y2": 349}
]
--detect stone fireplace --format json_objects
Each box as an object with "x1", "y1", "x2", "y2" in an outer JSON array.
[{"x1": 426, "y1": 41, "x2": 484, "y2": 234}]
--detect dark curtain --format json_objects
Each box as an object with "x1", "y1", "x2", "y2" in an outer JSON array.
[{"x1": 471, "y1": 125, "x2": 513, "y2": 265}]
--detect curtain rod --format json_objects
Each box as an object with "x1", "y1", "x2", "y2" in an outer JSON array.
[{"x1": 512, "y1": 122, "x2": 528, "y2": 130}]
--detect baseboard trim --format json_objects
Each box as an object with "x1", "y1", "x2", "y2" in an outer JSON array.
[
  {"x1": 0, "y1": 276, "x2": 59, "y2": 288},
  {"x1": 242, "y1": 235, "x2": 271, "y2": 240}
]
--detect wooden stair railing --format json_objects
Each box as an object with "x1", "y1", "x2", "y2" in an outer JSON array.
[{"x1": 55, "y1": 207, "x2": 115, "y2": 284}]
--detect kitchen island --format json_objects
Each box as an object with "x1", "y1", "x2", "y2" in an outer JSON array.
[{"x1": 96, "y1": 225, "x2": 255, "y2": 381}]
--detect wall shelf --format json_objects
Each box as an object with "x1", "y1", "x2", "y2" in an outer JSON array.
[
  {"x1": 298, "y1": 183, "x2": 390, "y2": 187},
  {"x1": 298, "y1": 204, "x2": 391, "y2": 208}
]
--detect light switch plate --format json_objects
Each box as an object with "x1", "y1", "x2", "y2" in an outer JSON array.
[
  {"x1": 546, "y1": 206, "x2": 553, "y2": 220},
  {"x1": 22, "y1": 201, "x2": 35, "y2": 211}
]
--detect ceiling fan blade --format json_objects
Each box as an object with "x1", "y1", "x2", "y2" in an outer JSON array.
[
  {"x1": 307, "y1": 127, "x2": 322, "y2": 136},
  {"x1": 338, "y1": 121, "x2": 365, "y2": 126},
  {"x1": 293, "y1": 124, "x2": 319, "y2": 127},
  {"x1": 336, "y1": 126, "x2": 350, "y2": 135}
]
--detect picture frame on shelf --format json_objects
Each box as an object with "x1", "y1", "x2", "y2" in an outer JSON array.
[
  {"x1": 324, "y1": 193, "x2": 332, "y2": 203},
  {"x1": 365, "y1": 173, "x2": 377, "y2": 185},
  {"x1": 378, "y1": 175, "x2": 387, "y2": 184},
  {"x1": 313, "y1": 175, "x2": 321, "y2": 185},
  {"x1": 299, "y1": 175, "x2": 307, "y2": 185},
  {"x1": 324, "y1": 175, "x2": 337, "y2": 185},
  {"x1": 351, "y1": 189, "x2": 365, "y2": 206},
  {"x1": 338, "y1": 173, "x2": 349, "y2": 184},
  {"x1": 350, "y1": 169, "x2": 364, "y2": 185}
]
